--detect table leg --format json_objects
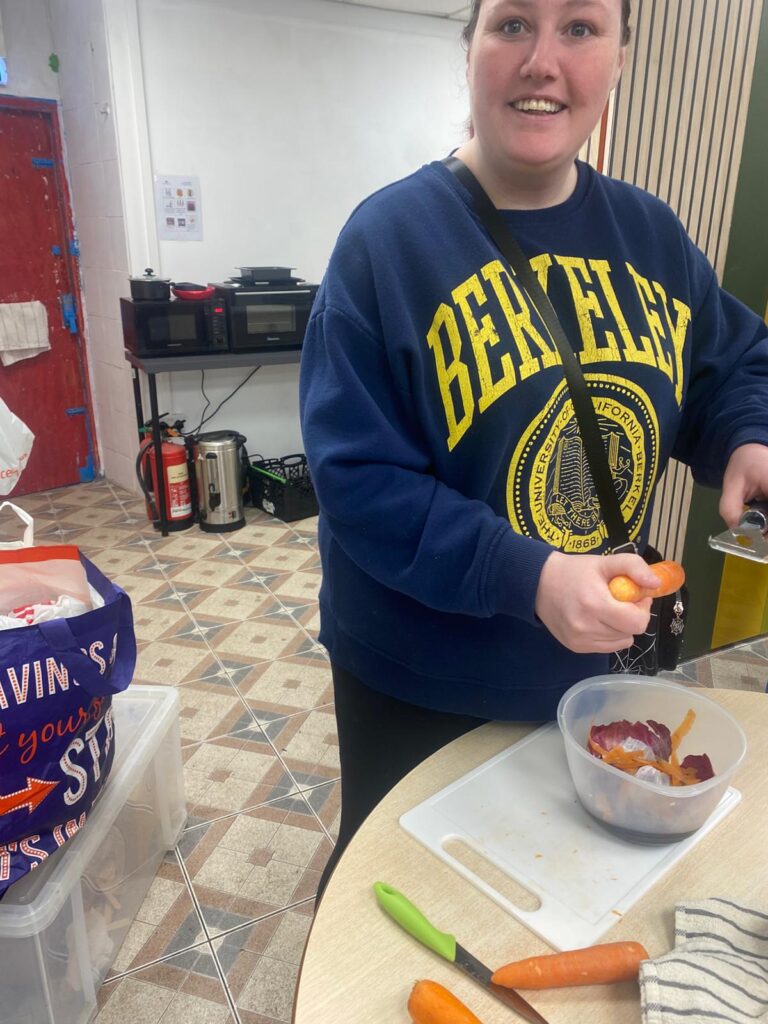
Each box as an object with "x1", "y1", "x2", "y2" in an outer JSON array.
[
  {"x1": 131, "y1": 367, "x2": 144, "y2": 442},
  {"x1": 147, "y1": 373, "x2": 169, "y2": 537}
]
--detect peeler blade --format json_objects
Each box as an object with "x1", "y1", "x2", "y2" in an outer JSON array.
[{"x1": 709, "y1": 501, "x2": 768, "y2": 562}]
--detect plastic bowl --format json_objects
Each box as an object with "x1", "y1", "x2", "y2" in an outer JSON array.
[{"x1": 557, "y1": 674, "x2": 747, "y2": 844}]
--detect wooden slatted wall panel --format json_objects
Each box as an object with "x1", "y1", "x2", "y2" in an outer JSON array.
[{"x1": 605, "y1": 0, "x2": 763, "y2": 562}]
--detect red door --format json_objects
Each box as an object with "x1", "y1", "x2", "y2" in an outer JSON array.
[{"x1": 0, "y1": 96, "x2": 97, "y2": 496}]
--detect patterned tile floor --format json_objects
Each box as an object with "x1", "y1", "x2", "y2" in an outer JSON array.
[
  {"x1": 2, "y1": 480, "x2": 336, "y2": 1024},
  {"x1": 660, "y1": 638, "x2": 768, "y2": 692},
  {"x1": 4, "y1": 480, "x2": 767, "y2": 1023}
]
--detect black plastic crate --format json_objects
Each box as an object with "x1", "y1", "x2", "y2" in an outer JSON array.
[{"x1": 248, "y1": 454, "x2": 319, "y2": 522}]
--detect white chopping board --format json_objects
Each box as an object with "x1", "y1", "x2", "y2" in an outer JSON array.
[{"x1": 400, "y1": 723, "x2": 739, "y2": 951}]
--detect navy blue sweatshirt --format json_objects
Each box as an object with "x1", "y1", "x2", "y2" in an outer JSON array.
[{"x1": 299, "y1": 160, "x2": 768, "y2": 719}]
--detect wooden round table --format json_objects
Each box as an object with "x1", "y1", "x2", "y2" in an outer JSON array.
[{"x1": 293, "y1": 689, "x2": 767, "y2": 1024}]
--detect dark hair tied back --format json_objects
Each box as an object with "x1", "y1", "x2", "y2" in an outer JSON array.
[{"x1": 461, "y1": 0, "x2": 632, "y2": 48}]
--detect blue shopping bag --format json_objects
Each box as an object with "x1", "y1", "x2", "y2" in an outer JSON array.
[{"x1": 0, "y1": 548, "x2": 136, "y2": 896}]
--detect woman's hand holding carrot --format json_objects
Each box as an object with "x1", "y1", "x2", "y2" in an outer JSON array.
[{"x1": 535, "y1": 552, "x2": 656, "y2": 654}]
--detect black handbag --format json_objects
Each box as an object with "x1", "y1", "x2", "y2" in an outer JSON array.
[{"x1": 442, "y1": 156, "x2": 688, "y2": 674}]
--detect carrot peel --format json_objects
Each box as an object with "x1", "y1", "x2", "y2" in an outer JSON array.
[
  {"x1": 407, "y1": 979, "x2": 484, "y2": 1024},
  {"x1": 609, "y1": 560, "x2": 685, "y2": 602},
  {"x1": 588, "y1": 708, "x2": 714, "y2": 786},
  {"x1": 491, "y1": 941, "x2": 649, "y2": 990}
]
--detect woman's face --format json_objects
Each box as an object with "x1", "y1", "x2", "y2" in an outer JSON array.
[{"x1": 466, "y1": 0, "x2": 626, "y2": 180}]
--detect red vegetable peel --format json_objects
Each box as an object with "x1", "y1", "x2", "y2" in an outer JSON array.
[{"x1": 587, "y1": 709, "x2": 714, "y2": 786}]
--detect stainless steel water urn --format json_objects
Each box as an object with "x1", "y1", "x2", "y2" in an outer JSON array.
[{"x1": 193, "y1": 431, "x2": 247, "y2": 532}]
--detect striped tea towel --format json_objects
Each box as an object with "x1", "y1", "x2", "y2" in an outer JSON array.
[
  {"x1": 0, "y1": 301, "x2": 50, "y2": 366},
  {"x1": 641, "y1": 899, "x2": 768, "y2": 1023}
]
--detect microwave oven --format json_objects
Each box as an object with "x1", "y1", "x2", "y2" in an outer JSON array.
[
  {"x1": 213, "y1": 282, "x2": 318, "y2": 351},
  {"x1": 120, "y1": 297, "x2": 229, "y2": 357}
]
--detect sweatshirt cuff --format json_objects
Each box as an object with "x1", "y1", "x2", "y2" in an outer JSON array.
[
  {"x1": 483, "y1": 529, "x2": 554, "y2": 625},
  {"x1": 724, "y1": 432, "x2": 768, "y2": 464}
]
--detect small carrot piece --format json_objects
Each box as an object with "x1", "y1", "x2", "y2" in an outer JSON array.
[
  {"x1": 407, "y1": 979, "x2": 485, "y2": 1024},
  {"x1": 609, "y1": 560, "x2": 685, "y2": 603},
  {"x1": 589, "y1": 738, "x2": 699, "y2": 784},
  {"x1": 491, "y1": 941, "x2": 649, "y2": 990},
  {"x1": 670, "y1": 708, "x2": 696, "y2": 754}
]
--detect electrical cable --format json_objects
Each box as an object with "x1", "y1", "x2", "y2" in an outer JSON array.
[
  {"x1": 180, "y1": 364, "x2": 263, "y2": 438},
  {"x1": 194, "y1": 365, "x2": 262, "y2": 434},
  {"x1": 188, "y1": 370, "x2": 211, "y2": 435}
]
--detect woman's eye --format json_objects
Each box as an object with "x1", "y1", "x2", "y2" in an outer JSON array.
[
  {"x1": 568, "y1": 22, "x2": 594, "y2": 37},
  {"x1": 500, "y1": 18, "x2": 525, "y2": 35}
]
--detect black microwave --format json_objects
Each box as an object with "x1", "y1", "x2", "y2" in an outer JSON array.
[
  {"x1": 213, "y1": 283, "x2": 318, "y2": 351},
  {"x1": 120, "y1": 297, "x2": 229, "y2": 357}
]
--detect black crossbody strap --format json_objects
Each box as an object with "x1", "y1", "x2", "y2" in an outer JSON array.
[{"x1": 443, "y1": 155, "x2": 633, "y2": 552}]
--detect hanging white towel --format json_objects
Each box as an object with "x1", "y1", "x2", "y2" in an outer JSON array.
[{"x1": 0, "y1": 301, "x2": 50, "y2": 366}]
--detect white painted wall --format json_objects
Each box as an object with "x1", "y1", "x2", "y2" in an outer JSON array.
[
  {"x1": 47, "y1": 0, "x2": 136, "y2": 492},
  {"x1": 116, "y1": 0, "x2": 469, "y2": 459},
  {"x1": 140, "y1": 0, "x2": 468, "y2": 285},
  {"x1": 0, "y1": 0, "x2": 59, "y2": 100}
]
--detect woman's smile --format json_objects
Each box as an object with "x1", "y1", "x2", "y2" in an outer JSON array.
[{"x1": 509, "y1": 96, "x2": 567, "y2": 115}]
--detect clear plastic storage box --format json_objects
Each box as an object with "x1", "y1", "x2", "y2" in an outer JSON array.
[{"x1": 0, "y1": 685, "x2": 185, "y2": 1024}]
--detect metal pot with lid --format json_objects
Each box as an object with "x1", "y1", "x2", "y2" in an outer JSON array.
[
  {"x1": 193, "y1": 431, "x2": 248, "y2": 533},
  {"x1": 130, "y1": 268, "x2": 171, "y2": 301}
]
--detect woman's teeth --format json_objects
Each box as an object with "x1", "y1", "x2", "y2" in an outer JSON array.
[{"x1": 512, "y1": 99, "x2": 564, "y2": 114}]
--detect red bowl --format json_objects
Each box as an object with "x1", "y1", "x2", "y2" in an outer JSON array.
[{"x1": 172, "y1": 285, "x2": 216, "y2": 301}]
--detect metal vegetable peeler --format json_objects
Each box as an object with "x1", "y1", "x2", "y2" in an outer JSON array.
[{"x1": 709, "y1": 500, "x2": 768, "y2": 563}]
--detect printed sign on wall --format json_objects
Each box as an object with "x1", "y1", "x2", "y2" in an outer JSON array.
[{"x1": 154, "y1": 174, "x2": 203, "y2": 241}]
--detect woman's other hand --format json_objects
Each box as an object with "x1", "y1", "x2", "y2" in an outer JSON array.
[
  {"x1": 534, "y1": 552, "x2": 658, "y2": 654},
  {"x1": 719, "y1": 443, "x2": 768, "y2": 529}
]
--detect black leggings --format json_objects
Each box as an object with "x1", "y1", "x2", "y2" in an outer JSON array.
[{"x1": 316, "y1": 662, "x2": 487, "y2": 900}]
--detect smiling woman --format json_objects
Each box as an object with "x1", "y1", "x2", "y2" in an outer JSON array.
[
  {"x1": 456, "y1": 0, "x2": 628, "y2": 207},
  {"x1": 299, "y1": 0, "x2": 768, "y2": 897}
]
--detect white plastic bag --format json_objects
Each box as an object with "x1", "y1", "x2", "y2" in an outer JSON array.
[
  {"x1": 0, "y1": 500, "x2": 34, "y2": 549},
  {"x1": 0, "y1": 397, "x2": 34, "y2": 494},
  {"x1": 0, "y1": 587, "x2": 105, "y2": 629},
  {"x1": 0, "y1": 502, "x2": 92, "y2": 616},
  {"x1": 0, "y1": 594, "x2": 90, "y2": 630}
]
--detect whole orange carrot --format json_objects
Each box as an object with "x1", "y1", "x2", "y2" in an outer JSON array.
[
  {"x1": 491, "y1": 941, "x2": 649, "y2": 990},
  {"x1": 609, "y1": 560, "x2": 685, "y2": 603},
  {"x1": 407, "y1": 979, "x2": 485, "y2": 1024}
]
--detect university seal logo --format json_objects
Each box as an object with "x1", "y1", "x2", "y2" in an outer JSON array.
[{"x1": 507, "y1": 374, "x2": 659, "y2": 552}]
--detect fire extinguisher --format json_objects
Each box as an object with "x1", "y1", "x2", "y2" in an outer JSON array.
[{"x1": 136, "y1": 433, "x2": 194, "y2": 531}]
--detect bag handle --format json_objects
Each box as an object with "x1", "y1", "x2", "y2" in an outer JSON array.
[
  {"x1": 442, "y1": 156, "x2": 634, "y2": 553},
  {"x1": 36, "y1": 600, "x2": 136, "y2": 696},
  {"x1": 0, "y1": 501, "x2": 34, "y2": 549}
]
